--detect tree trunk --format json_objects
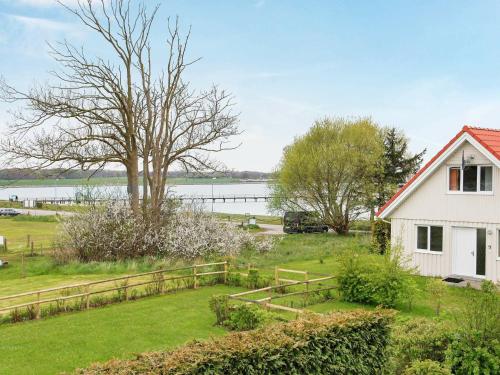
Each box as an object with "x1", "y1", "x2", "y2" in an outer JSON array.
[
  {"x1": 142, "y1": 157, "x2": 149, "y2": 217},
  {"x1": 126, "y1": 152, "x2": 140, "y2": 216},
  {"x1": 333, "y1": 222, "x2": 349, "y2": 235}
]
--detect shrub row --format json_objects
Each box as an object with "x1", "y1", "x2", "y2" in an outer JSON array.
[{"x1": 75, "y1": 310, "x2": 394, "y2": 375}]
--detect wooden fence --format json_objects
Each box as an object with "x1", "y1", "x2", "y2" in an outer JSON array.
[
  {"x1": 0, "y1": 261, "x2": 228, "y2": 319},
  {"x1": 229, "y1": 267, "x2": 336, "y2": 314}
]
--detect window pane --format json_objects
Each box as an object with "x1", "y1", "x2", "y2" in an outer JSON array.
[
  {"x1": 476, "y1": 228, "x2": 486, "y2": 276},
  {"x1": 430, "y1": 226, "x2": 443, "y2": 252},
  {"x1": 449, "y1": 168, "x2": 461, "y2": 191},
  {"x1": 417, "y1": 226, "x2": 428, "y2": 250},
  {"x1": 463, "y1": 166, "x2": 478, "y2": 192},
  {"x1": 480, "y1": 166, "x2": 492, "y2": 191}
]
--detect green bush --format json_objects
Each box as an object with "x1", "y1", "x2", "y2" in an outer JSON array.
[
  {"x1": 246, "y1": 269, "x2": 259, "y2": 289},
  {"x1": 208, "y1": 295, "x2": 230, "y2": 326},
  {"x1": 446, "y1": 332, "x2": 500, "y2": 375},
  {"x1": 76, "y1": 310, "x2": 394, "y2": 375},
  {"x1": 389, "y1": 318, "x2": 453, "y2": 374},
  {"x1": 453, "y1": 281, "x2": 500, "y2": 342},
  {"x1": 226, "y1": 304, "x2": 265, "y2": 331},
  {"x1": 403, "y1": 360, "x2": 450, "y2": 375},
  {"x1": 338, "y1": 247, "x2": 415, "y2": 308},
  {"x1": 427, "y1": 279, "x2": 447, "y2": 316},
  {"x1": 245, "y1": 269, "x2": 272, "y2": 289},
  {"x1": 445, "y1": 281, "x2": 500, "y2": 375},
  {"x1": 371, "y1": 219, "x2": 390, "y2": 254},
  {"x1": 226, "y1": 272, "x2": 242, "y2": 287}
]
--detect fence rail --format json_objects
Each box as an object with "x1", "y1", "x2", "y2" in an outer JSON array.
[
  {"x1": 229, "y1": 268, "x2": 336, "y2": 314},
  {"x1": 0, "y1": 261, "x2": 228, "y2": 318}
]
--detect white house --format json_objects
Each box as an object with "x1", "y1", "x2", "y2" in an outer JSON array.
[{"x1": 377, "y1": 126, "x2": 500, "y2": 283}]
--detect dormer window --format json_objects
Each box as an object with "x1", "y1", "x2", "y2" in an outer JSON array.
[{"x1": 448, "y1": 165, "x2": 492, "y2": 193}]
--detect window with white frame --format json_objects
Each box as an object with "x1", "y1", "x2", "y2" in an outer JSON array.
[
  {"x1": 416, "y1": 225, "x2": 443, "y2": 252},
  {"x1": 448, "y1": 165, "x2": 492, "y2": 193}
]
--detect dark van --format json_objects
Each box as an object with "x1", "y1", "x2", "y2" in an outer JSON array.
[{"x1": 283, "y1": 211, "x2": 329, "y2": 234}]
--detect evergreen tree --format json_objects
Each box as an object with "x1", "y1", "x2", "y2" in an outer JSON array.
[{"x1": 374, "y1": 127, "x2": 426, "y2": 210}]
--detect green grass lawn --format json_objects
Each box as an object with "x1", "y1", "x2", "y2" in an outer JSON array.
[
  {"x1": 0, "y1": 285, "x2": 243, "y2": 375},
  {"x1": 0, "y1": 226, "x2": 490, "y2": 374},
  {"x1": 215, "y1": 212, "x2": 283, "y2": 225},
  {"x1": 0, "y1": 216, "x2": 59, "y2": 253}
]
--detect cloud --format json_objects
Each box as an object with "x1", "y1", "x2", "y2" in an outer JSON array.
[{"x1": 9, "y1": 14, "x2": 72, "y2": 31}]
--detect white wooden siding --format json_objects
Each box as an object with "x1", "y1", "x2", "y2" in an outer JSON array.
[{"x1": 392, "y1": 218, "x2": 499, "y2": 282}]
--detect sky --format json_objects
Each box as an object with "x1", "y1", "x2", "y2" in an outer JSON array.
[{"x1": 1, "y1": 0, "x2": 500, "y2": 172}]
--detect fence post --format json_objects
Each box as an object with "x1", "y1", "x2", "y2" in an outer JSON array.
[
  {"x1": 36, "y1": 292, "x2": 41, "y2": 319},
  {"x1": 21, "y1": 251, "x2": 25, "y2": 278},
  {"x1": 124, "y1": 278, "x2": 129, "y2": 301},
  {"x1": 193, "y1": 265, "x2": 198, "y2": 289},
  {"x1": 85, "y1": 285, "x2": 90, "y2": 310},
  {"x1": 26, "y1": 234, "x2": 31, "y2": 248},
  {"x1": 267, "y1": 287, "x2": 272, "y2": 311},
  {"x1": 274, "y1": 266, "x2": 279, "y2": 286},
  {"x1": 304, "y1": 271, "x2": 309, "y2": 306},
  {"x1": 223, "y1": 262, "x2": 228, "y2": 284}
]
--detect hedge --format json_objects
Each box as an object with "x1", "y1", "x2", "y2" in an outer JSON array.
[{"x1": 75, "y1": 310, "x2": 394, "y2": 375}]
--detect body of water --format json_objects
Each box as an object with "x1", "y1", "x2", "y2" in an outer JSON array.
[{"x1": 0, "y1": 183, "x2": 274, "y2": 216}]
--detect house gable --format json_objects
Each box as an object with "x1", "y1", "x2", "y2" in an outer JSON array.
[
  {"x1": 388, "y1": 141, "x2": 499, "y2": 222},
  {"x1": 377, "y1": 126, "x2": 500, "y2": 219}
]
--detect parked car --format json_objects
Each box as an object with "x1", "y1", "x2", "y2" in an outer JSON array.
[
  {"x1": 0, "y1": 208, "x2": 21, "y2": 216},
  {"x1": 283, "y1": 211, "x2": 329, "y2": 234}
]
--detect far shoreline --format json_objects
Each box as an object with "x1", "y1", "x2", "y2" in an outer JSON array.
[{"x1": 0, "y1": 177, "x2": 273, "y2": 189}]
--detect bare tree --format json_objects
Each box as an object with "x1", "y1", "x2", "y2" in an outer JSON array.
[{"x1": 0, "y1": 0, "x2": 239, "y2": 218}]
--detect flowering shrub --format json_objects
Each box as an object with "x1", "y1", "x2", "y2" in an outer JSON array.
[{"x1": 55, "y1": 203, "x2": 276, "y2": 262}]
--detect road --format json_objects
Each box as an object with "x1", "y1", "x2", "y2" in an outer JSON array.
[{"x1": 257, "y1": 223, "x2": 284, "y2": 235}]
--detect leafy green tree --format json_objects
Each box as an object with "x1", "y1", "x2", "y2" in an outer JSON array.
[{"x1": 270, "y1": 117, "x2": 383, "y2": 234}]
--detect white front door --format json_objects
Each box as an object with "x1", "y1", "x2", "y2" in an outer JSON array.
[{"x1": 452, "y1": 227, "x2": 476, "y2": 277}]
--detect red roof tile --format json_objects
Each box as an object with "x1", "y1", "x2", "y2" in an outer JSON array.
[
  {"x1": 376, "y1": 126, "x2": 500, "y2": 217},
  {"x1": 465, "y1": 126, "x2": 500, "y2": 160}
]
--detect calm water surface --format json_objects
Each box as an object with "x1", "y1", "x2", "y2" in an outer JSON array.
[{"x1": 0, "y1": 183, "x2": 273, "y2": 216}]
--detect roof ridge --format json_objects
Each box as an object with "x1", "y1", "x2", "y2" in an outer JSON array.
[{"x1": 463, "y1": 125, "x2": 500, "y2": 132}]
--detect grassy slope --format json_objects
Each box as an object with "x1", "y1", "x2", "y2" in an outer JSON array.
[
  {"x1": 0, "y1": 216, "x2": 59, "y2": 252},
  {"x1": 0, "y1": 285, "x2": 241, "y2": 375},
  {"x1": 0, "y1": 176, "x2": 247, "y2": 187},
  {"x1": 0, "y1": 230, "x2": 483, "y2": 374},
  {"x1": 215, "y1": 212, "x2": 282, "y2": 225},
  {"x1": 236, "y1": 233, "x2": 473, "y2": 319}
]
